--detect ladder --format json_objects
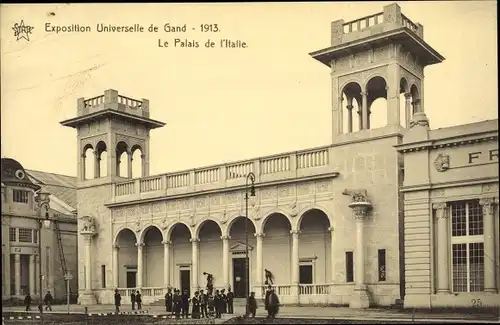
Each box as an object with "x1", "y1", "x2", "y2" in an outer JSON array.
[{"x1": 55, "y1": 220, "x2": 68, "y2": 277}]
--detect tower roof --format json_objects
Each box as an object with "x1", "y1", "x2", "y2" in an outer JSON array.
[
  {"x1": 310, "y1": 3, "x2": 445, "y2": 68},
  {"x1": 1, "y1": 158, "x2": 41, "y2": 190},
  {"x1": 60, "y1": 108, "x2": 165, "y2": 129}
]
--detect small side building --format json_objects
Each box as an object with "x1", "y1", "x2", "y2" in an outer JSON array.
[
  {"x1": 1, "y1": 158, "x2": 78, "y2": 302},
  {"x1": 396, "y1": 114, "x2": 499, "y2": 309}
]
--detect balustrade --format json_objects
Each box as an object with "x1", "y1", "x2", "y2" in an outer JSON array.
[
  {"x1": 113, "y1": 146, "x2": 334, "y2": 199},
  {"x1": 343, "y1": 12, "x2": 384, "y2": 34}
]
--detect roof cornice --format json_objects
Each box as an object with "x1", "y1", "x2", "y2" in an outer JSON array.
[{"x1": 395, "y1": 134, "x2": 498, "y2": 153}]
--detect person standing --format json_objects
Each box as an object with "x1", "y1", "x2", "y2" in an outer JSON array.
[
  {"x1": 181, "y1": 289, "x2": 190, "y2": 318},
  {"x1": 24, "y1": 293, "x2": 32, "y2": 311},
  {"x1": 267, "y1": 288, "x2": 280, "y2": 319},
  {"x1": 220, "y1": 289, "x2": 227, "y2": 314},
  {"x1": 247, "y1": 292, "x2": 257, "y2": 318},
  {"x1": 199, "y1": 289, "x2": 208, "y2": 318},
  {"x1": 136, "y1": 291, "x2": 142, "y2": 310},
  {"x1": 165, "y1": 288, "x2": 173, "y2": 314},
  {"x1": 226, "y1": 287, "x2": 234, "y2": 314},
  {"x1": 130, "y1": 291, "x2": 136, "y2": 310},
  {"x1": 174, "y1": 289, "x2": 182, "y2": 319},
  {"x1": 264, "y1": 285, "x2": 272, "y2": 318},
  {"x1": 114, "y1": 289, "x2": 122, "y2": 313},
  {"x1": 191, "y1": 291, "x2": 201, "y2": 319},
  {"x1": 44, "y1": 291, "x2": 53, "y2": 311},
  {"x1": 214, "y1": 290, "x2": 222, "y2": 319},
  {"x1": 207, "y1": 292, "x2": 215, "y2": 318}
]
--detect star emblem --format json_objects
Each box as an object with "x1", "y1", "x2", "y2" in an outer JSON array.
[{"x1": 12, "y1": 20, "x2": 34, "y2": 41}]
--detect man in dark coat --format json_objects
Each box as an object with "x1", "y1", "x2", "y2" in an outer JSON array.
[
  {"x1": 181, "y1": 289, "x2": 190, "y2": 318},
  {"x1": 214, "y1": 290, "x2": 222, "y2": 319},
  {"x1": 164, "y1": 288, "x2": 173, "y2": 313},
  {"x1": 199, "y1": 289, "x2": 208, "y2": 318},
  {"x1": 264, "y1": 285, "x2": 272, "y2": 317},
  {"x1": 247, "y1": 292, "x2": 257, "y2": 318},
  {"x1": 24, "y1": 293, "x2": 32, "y2": 311},
  {"x1": 220, "y1": 289, "x2": 227, "y2": 314},
  {"x1": 136, "y1": 291, "x2": 142, "y2": 310},
  {"x1": 267, "y1": 288, "x2": 280, "y2": 319},
  {"x1": 130, "y1": 291, "x2": 136, "y2": 310},
  {"x1": 114, "y1": 289, "x2": 122, "y2": 313},
  {"x1": 174, "y1": 289, "x2": 182, "y2": 319},
  {"x1": 207, "y1": 293, "x2": 215, "y2": 318},
  {"x1": 44, "y1": 291, "x2": 53, "y2": 311},
  {"x1": 226, "y1": 287, "x2": 234, "y2": 314},
  {"x1": 191, "y1": 291, "x2": 201, "y2": 319}
]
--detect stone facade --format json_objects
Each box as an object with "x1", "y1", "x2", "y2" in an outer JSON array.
[{"x1": 397, "y1": 115, "x2": 499, "y2": 309}]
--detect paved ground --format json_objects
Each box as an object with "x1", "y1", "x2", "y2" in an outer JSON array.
[{"x1": 3, "y1": 304, "x2": 499, "y2": 323}]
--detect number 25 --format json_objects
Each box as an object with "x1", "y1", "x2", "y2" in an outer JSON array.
[{"x1": 471, "y1": 298, "x2": 482, "y2": 307}]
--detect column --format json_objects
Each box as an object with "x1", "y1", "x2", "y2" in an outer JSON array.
[
  {"x1": 361, "y1": 91, "x2": 368, "y2": 130},
  {"x1": 94, "y1": 150, "x2": 100, "y2": 178},
  {"x1": 35, "y1": 255, "x2": 40, "y2": 296},
  {"x1": 127, "y1": 152, "x2": 133, "y2": 178},
  {"x1": 141, "y1": 154, "x2": 147, "y2": 177},
  {"x1": 221, "y1": 235, "x2": 230, "y2": 288},
  {"x1": 191, "y1": 238, "x2": 200, "y2": 292},
  {"x1": 112, "y1": 245, "x2": 119, "y2": 288},
  {"x1": 346, "y1": 104, "x2": 353, "y2": 133},
  {"x1": 434, "y1": 203, "x2": 450, "y2": 294},
  {"x1": 290, "y1": 230, "x2": 300, "y2": 284},
  {"x1": 84, "y1": 236, "x2": 93, "y2": 293},
  {"x1": 81, "y1": 153, "x2": 86, "y2": 180},
  {"x1": 355, "y1": 219, "x2": 365, "y2": 288},
  {"x1": 136, "y1": 242, "x2": 144, "y2": 289},
  {"x1": 29, "y1": 255, "x2": 36, "y2": 295},
  {"x1": 328, "y1": 227, "x2": 335, "y2": 283},
  {"x1": 163, "y1": 241, "x2": 171, "y2": 289},
  {"x1": 254, "y1": 233, "x2": 264, "y2": 287},
  {"x1": 404, "y1": 93, "x2": 412, "y2": 128},
  {"x1": 480, "y1": 198, "x2": 497, "y2": 292},
  {"x1": 338, "y1": 96, "x2": 344, "y2": 134},
  {"x1": 14, "y1": 254, "x2": 21, "y2": 296}
]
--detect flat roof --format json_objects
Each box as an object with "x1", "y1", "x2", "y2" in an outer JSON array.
[{"x1": 60, "y1": 109, "x2": 166, "y2": 129}]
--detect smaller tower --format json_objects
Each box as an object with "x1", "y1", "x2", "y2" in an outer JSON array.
[
  {"x1": 309, "y1": 3, "x2": 445, "y2": 143},
  {"x1": 60, "y1": 89, "x2": 165, "y2": 182}
]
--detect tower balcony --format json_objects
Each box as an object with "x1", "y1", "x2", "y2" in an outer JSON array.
[
  {"x1": 110, "y1": 145, "x2": 339, "y2": 204},
  {"x1": 77, "y1": 89, "x2": 150, "y2": 119},
  {"x1": 333, "y1": 3, "x2": 423, "y2": 47}
]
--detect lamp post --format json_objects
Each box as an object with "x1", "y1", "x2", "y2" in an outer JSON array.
[
  {"x1": 244, "y1": 172, "x2": 256, "y2": 315},
  {"x1": 35, "y1": 191, "x2": 51, "y2": 318}
]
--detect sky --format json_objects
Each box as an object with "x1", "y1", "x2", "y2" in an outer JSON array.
[{"x1": 1, "y1": 1, "x2": 498, "y2": 177}]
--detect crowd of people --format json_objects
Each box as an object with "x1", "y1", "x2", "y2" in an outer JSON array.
[{"x1": 164, "y1": 287, "x2": 235, "y2": 319}]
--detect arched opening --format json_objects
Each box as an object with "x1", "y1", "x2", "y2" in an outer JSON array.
[
  {"x1": 95, "y1": 141, "x2": 107, "y2": 178},
  {"x1": 83, "y1": 146, "x2": 95, "y2": 180},
  {"x1": 410, "y1": 84, "x2": 421, "y2": 114},
  {"x1": 131, "y1": 145, "x2": 143, "y2": 178},
  {"x1": 94, "y1": 141, "x2": 107, "y2": 178},
  {"x1": 142, "y1": 226, "x2": 163, "y2": 288},
  {"x1": 197, "y1": 220, "x2": 223, "y2": 290},
  {"x1": 228, "y1": 216, "x2": 257, "y2": 298},
  {"x1": 261, "y1": 213, "x2": 292, "y2": 286},
  {"x1": 169, "y1": 223, "x2": 192, "y2": 295},
  {"x1": 298, "y1": 209, "x2": 332, "y2": 285},
  {"x1": 366, "y1": 76, "x2": 388, "y2": 129},
  {"x1": 341, "y1": 82, "x2": 362, "y2": 134},
  {"x1": 116, "y1": 141, "x2": 129, "y2": 178},
  {"x1": 116, "y1": 228, "x2": 138, "y2": 289},
  {"x1": 399, "y1": 78, "x2": 409, "y2": 127}
]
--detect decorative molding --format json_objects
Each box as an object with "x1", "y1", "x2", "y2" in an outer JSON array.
[{"x1": 434, "y1": 153, "x2": 450, "y2": 172}]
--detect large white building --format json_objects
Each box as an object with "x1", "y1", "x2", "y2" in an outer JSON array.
[{"x1": 58, "y1": 3, "x2": 498, "y2": 309}]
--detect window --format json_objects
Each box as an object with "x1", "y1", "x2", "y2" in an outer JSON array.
[
  {"x1": 101, "y1": 265, "x2": 106, "y2": 288},
  {"x1": 12, "y1": 190, "x2": 29, "y2": 203},
  {"x1": 378, "y1": 249, "x2": 387, "y2": 281},
  {"x1": 18, "y1": 228, "x2": 33, "y2": 243},
  {"x1": 33, "y1": 230, "x2": 38, "y2": 244},
  {"x1": 345, "y1": 251, "x2": 354, "y2": 283},
  {"x1": 299, "y1": 258, "x2": 315, "y2": 284},
  {"x1": 451, "y1": 200, "x2": 484, "y2": 292},
  {"x1": 9, "y1": 228, "x2": 17, "y2": 242}
]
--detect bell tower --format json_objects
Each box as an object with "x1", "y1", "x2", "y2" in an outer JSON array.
[
  {"x1": 310, "y1": 3, "x2": 444, "y2": 143},
  {"x1": 61, "y1": 89, "x2": 166, "y2": 182}
]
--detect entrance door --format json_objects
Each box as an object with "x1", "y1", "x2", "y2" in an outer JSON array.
[
  {"x1": 299, "y1": 265, "x2": 313, "y2": 284},
  {"x1": 126, "y1": 271, "x2": 137, "y2": 288},
  {"x1": 180, "y1": 270, "x2": 190, "y2": 296},
  {"x1": 232, "y1": 258, "x2": 249, "y2": 298}
]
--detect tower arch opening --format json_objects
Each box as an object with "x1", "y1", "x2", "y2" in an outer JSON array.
[
  {"x1": 95, "y1": 141, "x2": 107, "y2": 178},
  {"x1": 131, "y1": 145, "x2": 143, "y2": 178},
  {"x1": 82, "y1": 144, "x2": 94, "y2": 180},
  {"x1": 341, "y1": 82, "x2": 362, "y2": 134},
  {"x1": 410, "y1": 84, "x2": 421, "y2": 114},
  {"x1": 366, "y1": 76, "x2": 388, "y2": 130},
  {"x1": 399, "y1": 78, "x2": 409, "y2": 127},
  {"x1": 116, "y1": 141, "x2": 129, "y2": 178}
]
